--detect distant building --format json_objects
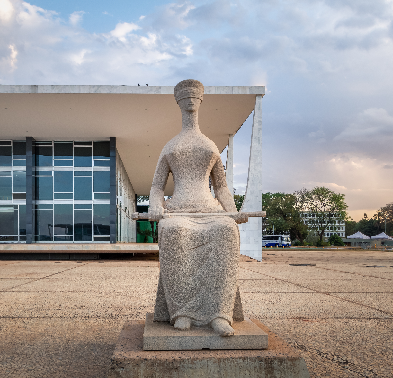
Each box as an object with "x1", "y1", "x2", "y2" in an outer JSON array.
[{"x1": 301, "y1": 212, "x2": 345, "y2": 239}]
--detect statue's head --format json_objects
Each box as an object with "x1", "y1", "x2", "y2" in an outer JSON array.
[{"x1": 174, "y1": 79, "x2": 204, "y2": 112}]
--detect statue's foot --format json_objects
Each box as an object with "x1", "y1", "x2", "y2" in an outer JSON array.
[
  {"x1": 211, "y1": 318, "x2": 235, "y2": 337},
  {"x1": 174, "y1": 316, "x2": 191, "y2": 331}
]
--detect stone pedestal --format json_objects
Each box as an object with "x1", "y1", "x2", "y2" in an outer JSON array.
[
  {"x1": 143, "y1": 313, "x2": 268, "y2": 350},
  {"x1": 108, "y1": 316, "x2": 310, "y2": 378}
]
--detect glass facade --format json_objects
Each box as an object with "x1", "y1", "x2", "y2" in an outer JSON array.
[
  {"x1": 0, "y1": 141, "x2": 26, "y2": 242},
  {"x1": 0, "y1": 138, "x2": 139, "y2": 244},
  {"x1": 0, "y1": 139, "x2": 119, "y2": 243},
  {"x1": 33, "y1": 141, "x2": 110, "y2": 242}
]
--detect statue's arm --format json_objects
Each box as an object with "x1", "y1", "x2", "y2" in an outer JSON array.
[
  {"x1": 211, "y1": 158, "x2": 248, "y2": 224},
  {"x1": 148, "y1": 153, "x2": 170, "y2": 221},
  {"x1": 210, "y1": 158, "x2": 237, "y2": 212}
]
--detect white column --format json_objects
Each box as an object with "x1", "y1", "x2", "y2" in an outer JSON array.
[
  {"x1": 239, "y1": 95, "x2": 263, "y2": 261},
  {"x1": 226, "y1": 134, "x2": 234, "y2": 195}
]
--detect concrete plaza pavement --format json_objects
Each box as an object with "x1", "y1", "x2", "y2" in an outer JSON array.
[{"x1": 0, "y1": 249, "x2": 392, "y2": 377}]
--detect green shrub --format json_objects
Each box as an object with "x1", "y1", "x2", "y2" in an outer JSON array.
[
  {"x1": 328, "y1": 234, "x2": 345, "y2": 246},
  {"x1": 316, "y1": 240, "x2": 330, "y2": 247},
  {"x1": 305, "y1": 231, "x2": 319, "y2": 246}
]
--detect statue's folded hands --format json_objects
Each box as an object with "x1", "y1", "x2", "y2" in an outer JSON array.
[
  {"x1": 147, "y1": 206, "x2": 165, "y2": 222},
  {"x1": 232, "y1": 212, "x2": 249, "y2": 224}
]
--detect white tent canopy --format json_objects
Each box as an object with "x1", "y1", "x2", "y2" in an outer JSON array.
[
  {"x1": 347, "y1": 231, "x2": 370, "y2": 239},
  {"x1": 371, "y1": 232, "x2": 393, "y2": 240}
]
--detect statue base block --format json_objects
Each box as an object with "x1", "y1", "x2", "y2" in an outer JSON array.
[
  {"x1": 143, "y1": 313, "x2": 268, "y2": 350},
  {"x1": 108, "y1": 315, "x2": 310, "y2": 378}
]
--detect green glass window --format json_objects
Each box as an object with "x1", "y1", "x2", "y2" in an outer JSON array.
[
  {"x1": 94, "y1": 160, "x2": 110, "y2": 167},
  {"x1": 13, "y1": 160, "x2": 26, "y2": 166},
  {"x1": 35, "y1": 146, "x2": 52, "y2": 167},
  {"x1": 74, "y1": 176, "x2": 92, "y2": 200},
  {"x1": 74, "y1": 210, "x2": 92, "y2": 241},
  {"x1": 36, "y1": 176, "x2": 53, "y2": 200},
  {"x1": 75, "y1": 204, "x2": 92, "y2": 209},
  {"x1": 93, "y1": 204, "x2": 110, "y2": 235},
  {"x1": 74, "y1": 147, "x2": 92, "y2": 167},
  {"x1": 0, "y1": 146, "x2": 12, "y2": 166},
  {"x1": 93, "y1": 171, "x2": 110, "y2": 193},
  {"x1": 19, "y1": 205, "x2": 26, "y2": 236},
  {"x1": 0, "y1": 206, "x2": 17, "y2": 236},
  {"x1": 94, "y1": 193, "x2": 110, "y2": 200},
  {"x1": 54, "y1": 142, "x2": 73, "y2": 159},
  {"x1": 54, "y1": 160, "x2": 73, "y2": 167},
  {"x1": 13, "y1": 171, "x2": 26, "y2": 193},
  {"x1": 13, "y1": 141, "x2": 26, "y2": 167},
  {"x1": 54, "y1": 204, "x2": 73, "y2": 236},
  {"x1": 54, "y1": 193, "x2": 73, "y2": 199},
  {"x1": 36, "y1": 204, "x2": 53, "y2": 210},
  {"x1": 54, "y1": 171, "x2": 73, "y2": 192},
  {"x1": 35, "y1": 210, "x2": 53, "y2": 241},
  {"x1": 13, "y1": 142, "x2": 26, "y2": 159},
  {"x1": 0, "y1": 176, "x2": 12, "y2": 200},
  {"x1": 93, "y1": 142, "x2": 110, "y2": 159}
]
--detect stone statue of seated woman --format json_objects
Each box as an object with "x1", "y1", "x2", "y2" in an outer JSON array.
[{"x1": 148, "y1": 79, "x2": 249, "y2": 337}]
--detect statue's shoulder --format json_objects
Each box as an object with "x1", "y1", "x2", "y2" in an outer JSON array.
[
  {"x1": 199, "y1": 133, "x2": 220, "y2": 155},
  {"x1": 160, "y1": 135, "x2": 180, "y2": 156}
]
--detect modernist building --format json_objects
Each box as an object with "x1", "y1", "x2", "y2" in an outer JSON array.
[
  {"x1": 0, "y1": 85, "x2": 264, "y2": 260},
  {"x1": 301, "y1": 212, "x2": 346, "y2": 239}
]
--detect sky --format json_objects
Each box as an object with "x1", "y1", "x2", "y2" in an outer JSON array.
[{"x1": 1, "y1": 0, "x2": 393, "y2": 221}]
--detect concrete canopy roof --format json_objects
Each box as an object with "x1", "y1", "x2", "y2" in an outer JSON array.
[{"x1": 0, "y1": 85, "x2": 265, "y2": 195}]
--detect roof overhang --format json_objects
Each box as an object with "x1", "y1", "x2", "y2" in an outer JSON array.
[{"x1": 0, "y1": 85, "x2": 265, "y2": 195}]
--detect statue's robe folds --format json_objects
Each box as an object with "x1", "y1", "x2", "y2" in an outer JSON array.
[{"x1": 153, "y1": 215, "x2": 244, "y2": 325}]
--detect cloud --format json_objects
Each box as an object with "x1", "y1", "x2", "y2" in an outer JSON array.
[
  {"x1": 0, "y1": 0, "x2": 193, "y2": 85},
  {"x1": 8, "y1": 43, "x2": 17, "y2": 69},
  {"x1": 144, "y1": 1, "x2": 195, "y2": 31},
  {"x1": 305, "y1": 181, "x2": 348, "y2": 192},
  {"x1": 335, "y1": 108, "x2": 393, "y2": 144},
  {"x1": 187, "y1": 0, "x2": 247, "y2": 27},
  {"x1": 0, "y1": 0, "x2": 14, "y2": 21},
  {"x1": 109, "y1": 22, "x2": 140, "y2": 41},
  {"x1": 308, "y1": 129, "x2": 326, "y2": 144},
  {"x1": 69, "y1": 11, "x2": 84, "y2": 26},
  {"x1": 70, "y1": 48, "x2": 89, "y2": 66},
  {"x1": 324, "y1": 0, "x2": 393, "y2": 19}
]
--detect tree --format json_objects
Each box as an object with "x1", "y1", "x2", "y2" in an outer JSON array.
[
  {"x1": 328, "y1": 234, "x2": 344, "y2": 246},
  {"x1": 373, "y1": 203, "x2": 393, "y2": 236},
  {"x1": 234, "y1": 194, "x2": 245, "y2": 212},
  {"x1": 262, "y1": 192, "x2": 308, "y2": 243},
  {"x1": 295, "y1": 187, "x2": 348, "y2": 242},
  {"x1": 345, "y1": 215, "x2": 357, "y2": 237},
  {"x1": 355, "y1": 212, "x2": 382, "y2": 237}
]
